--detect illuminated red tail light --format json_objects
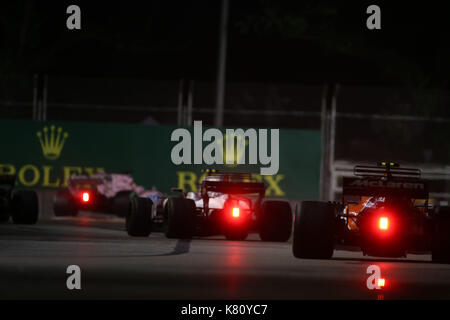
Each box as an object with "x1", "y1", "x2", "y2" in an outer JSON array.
[
  {"x1": 378, "y1": 278, "x2": 386, "y2": 287},
  {"x1": 379, "y1": 217, "x2": 389, "y2": 230},
  {"x1": 82, "y1": 192, "x2": 90, "y2": 203},
  {"x1": 232, "y1": 207, "x2": 240, "y2": 218}
]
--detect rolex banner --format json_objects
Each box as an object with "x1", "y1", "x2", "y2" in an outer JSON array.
[{"x1": 0, "y1": 119, "x2": 321, "y2": 200}]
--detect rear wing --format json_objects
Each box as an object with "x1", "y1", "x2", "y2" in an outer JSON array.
[
  {"x1": 354, "y1": 165, "x2": 421, "y2": 179},
  {"x1": 201, "y1": 170, "x2": 265, "y2": 195},
  {"x1": 343, "y1": 177, "x2": 428, "y2": 199},
  {"x1": 344, "y1": 163, "x2": 428, "y2": 199},
  {"x1": 202, "y1": 170, "x2": 256, "y2": 182},
  {"x1": 68, "y1": 176, "x2": 104, "y2": 188},
  {"x1": 202, "y1": 180, "x2": 266, "y2": 195}
]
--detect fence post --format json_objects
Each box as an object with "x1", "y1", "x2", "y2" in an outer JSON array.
[
  {"x1": 177, "y1": 79, "x2": 184, "y2": 126},
  {"x1": 32, "y1": 74, "x2": 38, "y2": 120},
  {"x1": 42, "y1": 74, "x2": 48, "y2": 121},
  {"x1": 187, "y1": 80, "x2": 194, "y2": 126},
  {"x1": 320, "y1": 83, "x2": 329, "y2": 200},
  {"x1": 214, "y1": 0, "x2": 229, "y2": 127},
  {"x1": 328, "y1": 83, "x2": 339, "y2": 201}
]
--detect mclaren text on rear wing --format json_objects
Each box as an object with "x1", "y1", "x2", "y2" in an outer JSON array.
[{"x1": 343, "y1": 177, "x2": 428, "y2": 199}]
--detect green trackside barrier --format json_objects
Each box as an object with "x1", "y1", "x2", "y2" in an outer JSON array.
[{"x1": 0, "y1": 119, "x2": 321, "y2": 200}]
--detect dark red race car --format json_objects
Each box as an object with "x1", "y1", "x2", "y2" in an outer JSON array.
[{"x1": 53, "y1": 172, "x2": 153, "y2": 217}]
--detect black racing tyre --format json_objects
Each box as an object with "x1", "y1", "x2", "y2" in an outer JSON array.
[
  {"x1": 53, "y1": 189, "x2": 78, "y2": 217},
  {"x1": 259, "y1": 200, "x2": 293, "y2": 242},
  {"x1": 126, "y1": 197, "x2": 153, "y2": 237},
  {"x1": 112, "y1": 191, "x2": 133, "y2": 217},
  {"x1": 432, "y1": 206, "x2": 450, "y2": 263},
  {"x1": 11, "y1": 190, "x2": 39, "y2": 225},
  {"x1": 165, "y1": 197, "x2": 196, "y2": 239},
  {"x1": 0, "y1": 189, "x2": 10, "y2": 223},
  {"x1": 292, "y1": 201, "x2": 335, "y2": 259}
]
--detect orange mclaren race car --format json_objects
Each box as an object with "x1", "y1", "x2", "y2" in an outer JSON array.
[
  {"x1": 344, "y1": 196, "x2": 435, "y2": 231},
  {"x1": 292, "y1": 162, "x2": 450, "y2": 263}
]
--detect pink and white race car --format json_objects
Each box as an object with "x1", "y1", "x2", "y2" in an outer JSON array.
[{"x1": 53, "y1": 172, "x2": 160, "y2": 217}]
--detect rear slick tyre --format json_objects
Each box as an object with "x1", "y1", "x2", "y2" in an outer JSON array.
[
  {"x1": 292, "y1": 201, "x2": 335, "y2": 259},
  {"x1": 165, "y1": 197, "x2": 196, "y2": 239},
  {"x1": 126, "y1": 197, "x2": 153, "y2": 237},
  {"x1": 259, "y1": 200, "x2": 292, "y2": 242}
]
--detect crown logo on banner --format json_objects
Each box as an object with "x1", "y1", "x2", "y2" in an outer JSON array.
[{"x1": 36, "y1": 125, "x2": 69, "y2": 160}]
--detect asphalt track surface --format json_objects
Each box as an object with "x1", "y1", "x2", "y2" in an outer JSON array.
[{"x1": 1, "y1": 212, "x2": 450, "y2": 300}]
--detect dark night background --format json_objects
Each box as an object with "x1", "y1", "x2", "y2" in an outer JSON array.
[
  {"x1": 1, "y1": 0, "x2": 450, "y2": 87},
  {"x1": 1, "y1": 0, "x2": 450, "y2": 165}
]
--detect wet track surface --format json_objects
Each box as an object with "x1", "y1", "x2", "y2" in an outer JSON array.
[{"x1": 1, "y1": 213, "x2": 450, "y2": 300}]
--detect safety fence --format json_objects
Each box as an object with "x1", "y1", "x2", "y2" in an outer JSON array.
[{"x1": 2, "y1": 75, "x2": 450, "y2": 201}]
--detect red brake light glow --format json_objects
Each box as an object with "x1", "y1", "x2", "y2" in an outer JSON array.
[
  {"x1": 232, "y1": 207, "x2": 240, "y2": 218},
  {"x1": 379, "y1": 217, "x2": 389, "y2": 230},
  {"x1": 82, "y1": 192, "x2": 90, "y2": 202},
  {"x1": 378, "y1": 278, "x2": 386, "y2": 287}
]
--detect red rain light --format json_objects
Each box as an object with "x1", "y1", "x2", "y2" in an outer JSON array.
[
  {"x1": 379, "y1": 217, "x2": 389, "y2": 230},
  {"x1": 378, "y1": 278, "x2": 386, "y2": 287},
  {"x1": 82, "y1": 192, "x2": 90, "y2": 202},
  {"x1": 232, "y1": 207, "x2": 240, "y2": 218}
]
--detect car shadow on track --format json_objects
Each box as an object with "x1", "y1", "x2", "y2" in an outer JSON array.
[
  {"x1": 331, "y1": 245, "x2": 433, "y2": 264},
  {"x1": 129, "y1": 239, "x2": 192, "y2": 257},
  {"x1": 156, "y1": 238, "x2": 191, "y2": 256},
  {"x1": 86, "y1": 239, "x2": 193, "y2": 258}
]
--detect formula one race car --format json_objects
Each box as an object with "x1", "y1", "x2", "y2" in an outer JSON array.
[
  {"x1": 53, "y1": 172, "x2": 154, "y2": 217},
  {"x1": 126, "y1": 170, "x2": 293, "y2": 241},
  {"x1": 0, "y1": 174, "x2": 39, "y2": 224},
  {"x1": 293, "y1": 162, "x2": 450, "y2": 263}
]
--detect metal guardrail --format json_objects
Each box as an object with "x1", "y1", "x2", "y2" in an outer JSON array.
[{"x1": 0, "y1": 100, "x2": 323, "y2": 121}]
